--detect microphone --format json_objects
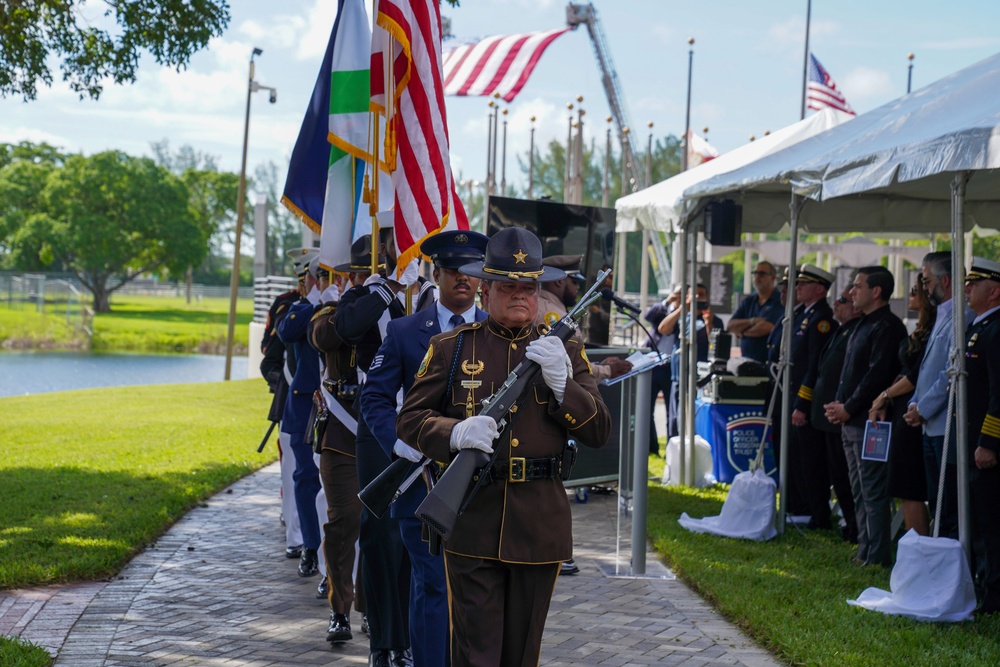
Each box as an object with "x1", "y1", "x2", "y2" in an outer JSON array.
[{"x1": 599, "y1": 288, "x2": 641, "y2": 316}]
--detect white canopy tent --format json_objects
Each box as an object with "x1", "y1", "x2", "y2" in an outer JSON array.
[{"x1": 676, "y1": 50, "x2": 1000, "y2": 545}]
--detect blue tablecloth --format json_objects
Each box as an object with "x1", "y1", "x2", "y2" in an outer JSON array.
[{"x1": 695, "y1": 399, "x2": 777, "y2": 484}]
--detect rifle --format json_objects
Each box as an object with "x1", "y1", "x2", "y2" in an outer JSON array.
[
  {"x1": 257, "y1": 420, "x2": 278, "y2": 453},
  {"x1": 359, "y1": 457, "x2": 429, "y2": 519},
  {"x1": 415, "y1": 269, "x2": 609, "y2": 541}
]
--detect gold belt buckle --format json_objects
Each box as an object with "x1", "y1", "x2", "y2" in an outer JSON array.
[{"x1": 509, "y1": 457, "x2": 526, "y2": 482}]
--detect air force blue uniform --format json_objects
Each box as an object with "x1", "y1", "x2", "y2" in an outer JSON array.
[{"x1": 361, "y1": 303, "x2": 487, "y2": 667}]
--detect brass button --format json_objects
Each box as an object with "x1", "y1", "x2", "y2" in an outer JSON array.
[
  {"x1": 511, "y1": 343, "x2": 517, "y2": 350},
  {"x1": 564, "y1": 413, "x2": 571, "y2": 419},
  {"x1": 511, "y1": 438, "x2": 520, "y2": 448},
  {"x1": 293, "y1": 390, "x2": 299, "y2": 395}
]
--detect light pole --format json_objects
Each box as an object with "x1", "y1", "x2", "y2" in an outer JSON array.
[{"x1": 224, "y1": 46, "x2": 276, "y2": 381}]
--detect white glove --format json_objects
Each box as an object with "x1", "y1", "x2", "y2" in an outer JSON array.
[
  {"x1": 363, "y1": 274, "x2": 385, "y2": 287},
  {"x1": 306, "y1": 285, "x2": 322, "y2": 305},
  {"x1": 320, "y1": 284, "x2": 340, "y2": 303},
  {"x1": 393, "y1": 439, "x2": 423, "y2": 462},
  {"x1": 395, "y1": 258, "x2": 420, "y2": 288},
  {"x1": 525, "y1": 336, "x2": 572, "y2": 403},
  {"x1": 449, "y1": 415, "x2": 498, "y2": 454}
]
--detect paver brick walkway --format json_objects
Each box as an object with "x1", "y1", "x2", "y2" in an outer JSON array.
[{"x1": 1, "y1": 462, "x2": 780, "y2": 666}]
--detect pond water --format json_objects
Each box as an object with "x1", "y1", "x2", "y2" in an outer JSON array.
[{"x1": 0, "y1": 351, "x2": 250, "y2": 397}]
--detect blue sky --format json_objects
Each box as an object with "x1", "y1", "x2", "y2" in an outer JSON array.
[{"x1": 2, "y1": 0, "x2": 998, "y2": 198}]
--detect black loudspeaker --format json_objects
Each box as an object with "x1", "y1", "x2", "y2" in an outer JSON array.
[{"x1": 705, "y1": 200, "x2": 743, "y2": 246}]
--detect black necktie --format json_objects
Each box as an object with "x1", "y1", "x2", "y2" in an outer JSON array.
[{"x1": 449, "y1": 314, "x2": 465, "y2": 331}]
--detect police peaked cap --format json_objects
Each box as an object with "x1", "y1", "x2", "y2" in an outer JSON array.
[
  {"x1": 459, "y1": 227, "x2": 565, "y2": 283},
  {"x1": 543, "y1": 254, "x2": 586, "y2": 281},
  {"x1": 420, "y1": 230, "x2": 489, "y2": 269},
  {"x1": 286, "y1": 247, "x2": 319, "y2": 277},
  {"x1": 966, "y1": 256, "x2": 1000, "y2": 283},
  {"x1": 796, "y1": 263, "x2": 834, "y2": 288}
]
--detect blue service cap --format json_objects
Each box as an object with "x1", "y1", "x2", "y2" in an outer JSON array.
[{"x1": 420, "y1": 230, "x2": 489, "y2": 269}]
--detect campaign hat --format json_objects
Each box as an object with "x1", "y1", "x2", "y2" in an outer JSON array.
[
  {"x1": 966, "y1": 256, "x2": 1000, "y2": 283},
  {"x1": 459, "y1": 227, "x2": 565, "y2": 283},
  {"x1": 332, "y1": 236, "x2": 386, "y2": 273},
  {"x1": 287, "y1": 247, "x2": 319, "y2": 277},
  {"x1": 543, "y1": 254, "x2": 586, "y2": 281},
  {"x1": 420, "y1": 230, "x2": 489, "y2": 269},
  {"x1": 796, "y1": 263, "x2": 834, "y2": 288}
]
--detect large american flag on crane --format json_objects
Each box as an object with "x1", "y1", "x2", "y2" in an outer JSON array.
[
  {"x1": 374, "y1": 0, "x2": 468, "y2": 275},
  {"x1": 443, "y1": 27, "x2": 571, "y2": 103},
  {"x1": 807, "y1": 54, "x2": 855, "y2": 115}
]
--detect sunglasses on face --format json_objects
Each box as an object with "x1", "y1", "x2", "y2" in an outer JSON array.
[{"x1": 836, "y1": 296, "x2": 850, "y2": 304}]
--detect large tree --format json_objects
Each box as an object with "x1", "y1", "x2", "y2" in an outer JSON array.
[
  {"x1": 15, "y1": 150, "x2": 208, "y2": 311},
  {"x1": 0, "y1": 0, "x2": 230, "y2": 100}
]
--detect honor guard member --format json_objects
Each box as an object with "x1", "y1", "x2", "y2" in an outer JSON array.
[
  {"x1": 360, "y1": 229, "x2": 489, "y2": 667},
  {"x1": 260, "y1": 247, "x2": 313, "y2": 559},
  {"x1": 309, "y1": 264, "x2": 366, "y2": 644},
  {"x1": 277, "y1": 250, "x2": 325, "y2": 580},
  {"x1": 397, "y1": 227, "x2": 612, "y2": 667},
  {"x1": 787, "y1": 264, "x2": 838, "y2": 529},
  {"x1": 961, "y1": 257, "x2": 1000, "y2": 614},
  {"x1": 333, "y1": 230, "x2": 413, "y2": 667}
]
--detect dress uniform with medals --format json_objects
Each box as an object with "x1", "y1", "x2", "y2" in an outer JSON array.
[
  {"x1": 788, "y1": 264, "x2": 838, "y2": 529},
  {"x1": 333, "y1": 232, "x2": 412, "y2": 667},
  {"x1": 396, "y1": 227, "x2": 612, "y2": 667},
  {"x1": 961, "y1": 257, "x2": 1000, "y2": 614},
  {"x1": 360, "y1": 230, "x2": 489, "y2": 667}
]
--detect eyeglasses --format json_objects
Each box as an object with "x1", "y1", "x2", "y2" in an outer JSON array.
[{"x1": 836, "y1": 296, "x2": 849, "y2": 304}]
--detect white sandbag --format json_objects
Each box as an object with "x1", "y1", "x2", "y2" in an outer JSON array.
[
  {"x1": 847, "y1": 529, "x2": 976, "y2": 622},
  {"x1": 678, "y1": 468, "x2": 777, "y2": 541},
  {"x1": 662, "y1": 435, "x2": 715, "y2": 487}
]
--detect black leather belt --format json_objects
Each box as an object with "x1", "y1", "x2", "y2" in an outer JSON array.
[{"x1": 487, "y1": 456, "x2": 561, "y2": 483}]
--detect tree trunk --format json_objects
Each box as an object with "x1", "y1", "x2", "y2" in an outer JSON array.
[{"x1": 92, "y1": 287, "x2": 112, "y2": 313}]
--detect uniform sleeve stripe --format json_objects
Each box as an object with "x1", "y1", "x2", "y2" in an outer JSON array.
[
  {"x1": 982, "y1": 414, "x2": 1000, "y2": 437},
  {"x1": 797, "y1": 386, "x2": 813, "y2": 400}
]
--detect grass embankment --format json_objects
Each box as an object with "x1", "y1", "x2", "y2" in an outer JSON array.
[
  {"x1": 643, "y1": 451, "x2": 1000, "y2": 666},
  {"x1": 0, "y1": 379, "x2": 272, "y2": 589},
  {"x1": 0, "y1": 295, "x2": 253, "y2": 353}
]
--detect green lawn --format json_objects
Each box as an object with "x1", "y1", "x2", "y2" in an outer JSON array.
[
  {"x1": 0, "y1": 637, "x2": 51, "y2": 667},
  {"x1": 0, "y1": 379, "x2": 273, "y2": 589},
  {"x1": 0, "y1": 295, "x2": 254, "y2": 353},
  {"x1": 643, "y1": 448, "x2": 1000, "y2": 667}
]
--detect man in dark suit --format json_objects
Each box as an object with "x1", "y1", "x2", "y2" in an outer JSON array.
[
  {"x1": 361, "y1": 230, "x2": 489, "y2": 667},
  {"x1": 644, "y1": 287, "x2": 680, "y2": 455}
]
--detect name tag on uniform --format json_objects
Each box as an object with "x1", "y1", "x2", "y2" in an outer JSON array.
[{"x1": 460, "y1": 380, "x2": 482, "y2": 389}]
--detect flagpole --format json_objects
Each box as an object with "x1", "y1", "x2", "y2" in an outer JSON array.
[
  {"x1": 682, "y1": 38, "x2": 694, "y2": 172},
  {"x1": 564, "y1": 102, "x2": 573, "y2": 200},
  {"x1": 485, "y1": 104, "x2": 493, "y2": 217},
  {"x1": 528, "y1": 115, "x2": 536, "y2": 199},
  {"x1": 500, "y1": 108, "x2": 508, "y2": 195},
  {"x1": 800, "y1": 0, "x2": 812, "y2": 119},
  {"x1": 491, "y1": 92, "x2": 500, "y2": 195},
  {"x1": 907, "y1": 52, "x2": 915, "y2": 93},
  {"x1": 602, "y1": 116, "x2": 611, "y2": 208}
]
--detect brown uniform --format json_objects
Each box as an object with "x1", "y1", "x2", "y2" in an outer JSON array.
[
  {"x1": 308, "y1": 303, "x2": 363, "y2": 617},
  {"x1": 397, "y1": 317, "x2": 611, "y2": 666}
]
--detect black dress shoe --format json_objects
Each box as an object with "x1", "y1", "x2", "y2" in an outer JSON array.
[
  {"x1": 298, "y1": 548, "x2": 319, "y2": 577},
  {"x1": 389, "y1": 648, "x2": 413, "y2": 667},
  {"x1": 316, "y1": 575, "x2": 329, "y2": 599},
  {"x1": 326, "y1": 612, "x2": 352, "y2": 642},
  {"x1": 369, "y1": 649, "x2": 390, "y2": 667},
  {"x1": 285, "y1": 544, "x2": 303, "y2": 559},
  {"x1": 559, "y1": 558, "x2": 579, "y2": 576}
]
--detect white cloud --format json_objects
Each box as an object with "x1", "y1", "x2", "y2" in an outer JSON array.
[{"x1": 841, "y1": 66, "x2": 893, "y2": 103}]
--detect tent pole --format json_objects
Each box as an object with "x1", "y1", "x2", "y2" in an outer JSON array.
[
  {"x1": 686, "y1": 224, "x2": 700, "y2": 485},
  {"x1": 951, "y1": 171, "x2": 972, "y2": 561},
  {"x1": 677, "y1": 226, "x2": 689, "y2": 483},
  {"x1": 778, "y1": 194, "x2": 804, "y2": 534}
]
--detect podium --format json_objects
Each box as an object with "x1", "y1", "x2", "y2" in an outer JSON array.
[{"x1": 600, "y1": 350, "x2": 670, "y2": 577}]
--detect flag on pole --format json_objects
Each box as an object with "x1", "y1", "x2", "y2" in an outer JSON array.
[
  {"x1": 442, "y1": 28, "x2": 571, "y2": 103},
  {"x1": 374, "y1": 0, "x2": 469, "y2": 274},
  {"x1": 686, "y1": 129, "x2": 719, "y2": 169},
  {"x1": 807, "y1": 54, "x2": 856, "y2": 116}
]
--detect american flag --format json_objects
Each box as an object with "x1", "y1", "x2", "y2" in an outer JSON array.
[
  {"x1": 374, "y1": 0, "x2": 469, "y2": 275},
  {"x1": 807, "y1": 54, "x2": 855, "y2": 115},
  {"x1": 442, "y1": 28, "x2": 571, "y2": 103}
]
